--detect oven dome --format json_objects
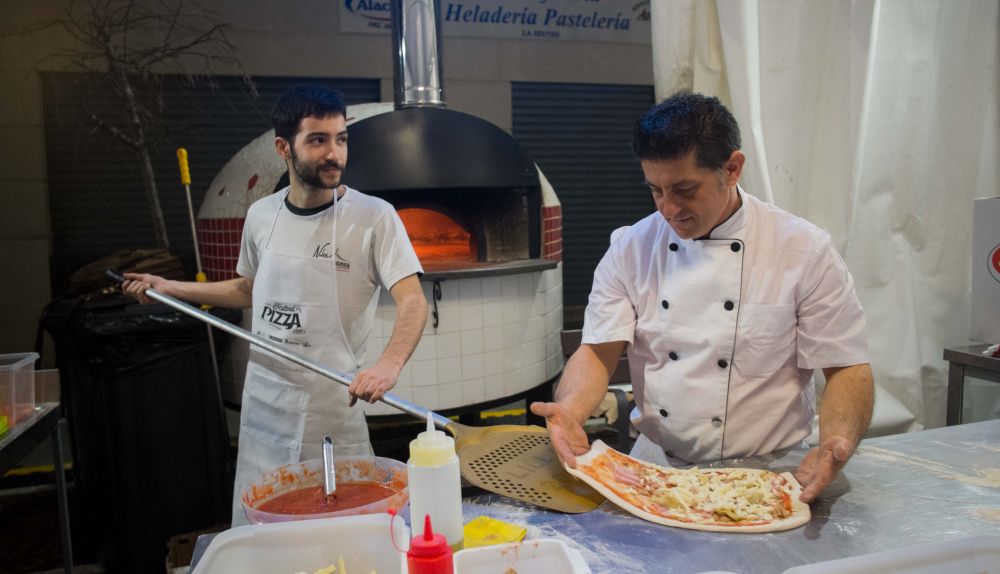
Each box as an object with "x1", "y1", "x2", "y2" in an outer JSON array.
[{"x1": 342, "y1": 107, "x2": 539, "y2": 192}]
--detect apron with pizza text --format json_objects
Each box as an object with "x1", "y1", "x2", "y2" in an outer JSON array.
[{"x1": 231, "y1": 190, "x2": 372, "y2": 525}]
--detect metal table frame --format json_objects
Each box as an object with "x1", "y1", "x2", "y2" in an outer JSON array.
[
  {"x1": 944, "y1": 344, "x2": 1000, "y2": 425},
  {"x1": 0, "y1": 403, "x2": 73, "y2": 574}
]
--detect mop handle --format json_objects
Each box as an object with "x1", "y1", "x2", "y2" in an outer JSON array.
[{"x1": 176, "y1": 148, "x2": 204, "y2": 279}]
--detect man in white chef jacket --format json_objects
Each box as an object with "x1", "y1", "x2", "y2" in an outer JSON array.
[
  {"x1": 122, "y1": 85, "x2": 428, "y2": 524},
  {"x1": 531, "y1": 92, "x2": 873, "y2": 503}
]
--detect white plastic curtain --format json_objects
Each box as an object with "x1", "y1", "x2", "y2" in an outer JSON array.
[{"x1": 650, "y1": 0, "x2": 1000, "y2": 433}]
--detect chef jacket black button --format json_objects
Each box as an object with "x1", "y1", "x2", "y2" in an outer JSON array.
[
  {"x1": 731, "y1": 242, "x2": 741, "y2": 252},
  {"x1": 717, "y1": 359, "x2": 728, "y2": 369},
  {"x1": 669, "y1": 351, "x2": 678, "y2": 361},
  {"x1": 661, "y1": 300, "x2": 669, "y2": 310},
  {"x1": 712, "y1": 416, "x2": 723, "y2": 428},
  {"x1": 659, "y1": 409, "x2": 669, "y2": 418},
  {"x1": 669, "y1": 242, "x2": 679, "y2": 251},
  {"x1": 724, "y1": 300, "x2": 734, "y2": 311},
  {"x1": 665, "y1": 451, "x2": 674, "y2": 457}
]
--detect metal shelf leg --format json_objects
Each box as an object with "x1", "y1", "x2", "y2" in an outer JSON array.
[{"x1": 52, "y1": 418, "x2": 73, "y2": 574}]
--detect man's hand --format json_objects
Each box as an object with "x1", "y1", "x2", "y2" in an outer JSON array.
[
  {"x1": 529, "y1": 401, "x2": 591, "y2": 468},
  {"x1": 122, "y1": 272, "x2": 169, "y2": 305},
  {"x1": 348, "y1": 361, "x2": 400, "y2": 407},
  {"x1": 794, "y1": 435, "x2": 855, "y2": 503}
]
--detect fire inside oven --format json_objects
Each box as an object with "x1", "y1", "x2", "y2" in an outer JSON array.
[
  {"x1": 372, "y1": 186, "x2": 537, "y2": 272},
  {"x1": 399, "y1": 207, "x2": 475, "y2": 263}
]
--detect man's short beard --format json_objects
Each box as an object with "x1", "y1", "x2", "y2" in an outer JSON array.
[{"x1": 290, "y1": 147, "x2": 339, "y2": 191}]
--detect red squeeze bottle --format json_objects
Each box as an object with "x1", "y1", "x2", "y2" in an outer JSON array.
[{"x1": 407, "y1": 514, "x2": 454, "y2": 574}]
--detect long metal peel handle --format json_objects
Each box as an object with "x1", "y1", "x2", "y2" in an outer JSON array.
[
  {"x1": 105, "y1": 269, "x2": 452, "y2": 429},
  {"x1": 322, "y1": 436, "x2": 337, "y2": 495}
]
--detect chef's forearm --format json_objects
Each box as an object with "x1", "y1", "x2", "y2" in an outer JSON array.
[
  {"x1": 161, "y1": 276, "x2": 254, "y2": 309},
  {"x1": 818, "y1": 363, "x2": 874, "y2": 447},
  {"x1": 556, "y1": 341, "x2": 626, "y2": 425},
  {"x1": 377, "y1": 277, "x2": 428, "y2": 373}
]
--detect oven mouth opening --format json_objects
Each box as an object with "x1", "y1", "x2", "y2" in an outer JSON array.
[{"x1": 398, "y1": 206, "x2": 477, "y2": 263}]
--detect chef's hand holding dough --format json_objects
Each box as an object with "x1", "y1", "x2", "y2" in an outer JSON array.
[
  {"x1": 794, "y1": 364, "x2": 874, "y2": 503},
  {"x1": 530, "y1": 402, "x2": 592, "y2": 469},
  {"x1": 532, "y1": 340, "x2": 626, "y2": 468}
]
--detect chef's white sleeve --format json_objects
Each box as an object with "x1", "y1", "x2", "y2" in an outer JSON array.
[
  {"x1": 794, "y1": 237, "x2": 870, "y2": 369},
  {"x1": 582, "y1": 242, "x2": 637, "y2": 346}
]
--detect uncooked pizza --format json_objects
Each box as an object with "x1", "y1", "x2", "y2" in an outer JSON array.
[{"x1": 566, "y1": 440, "x2": 810, "y2": 533}]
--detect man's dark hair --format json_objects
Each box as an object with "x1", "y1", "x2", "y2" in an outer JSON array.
[
  {"x1": 271, "y1": 85, "x2": 347, "y2": 143},
  {"x1": 632, "y1": 91, "x2": 741, "y2": 170}
]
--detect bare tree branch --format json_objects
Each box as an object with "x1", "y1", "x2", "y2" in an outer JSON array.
[
  {"x1": 2, "y1": 0, "x2": 256, "y2": 250},
  {"x1": 90, "y1": 111, "x2": 142, "y2": 150}
]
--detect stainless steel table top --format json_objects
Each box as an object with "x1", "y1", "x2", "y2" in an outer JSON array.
[{"x1": 462, "y1": 420, "x2": 1000, "y2": 573}]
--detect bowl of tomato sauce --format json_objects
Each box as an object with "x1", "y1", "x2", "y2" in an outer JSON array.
[{"x1": 240, "y1": 456, "x2": 408, "y2": 524}]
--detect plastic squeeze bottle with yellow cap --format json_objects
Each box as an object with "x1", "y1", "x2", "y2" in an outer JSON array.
[{"x1": 408, "y1": 414, "x2": 464, "y2": 549}]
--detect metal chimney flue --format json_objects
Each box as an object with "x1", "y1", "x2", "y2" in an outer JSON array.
[{"x1": 392, "y1": 0, "x2": 445, "y2": 108}]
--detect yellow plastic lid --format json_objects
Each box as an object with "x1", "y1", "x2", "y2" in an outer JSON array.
[{"x1": 463, "y1": 516, "x2": 527, "y2": 548}]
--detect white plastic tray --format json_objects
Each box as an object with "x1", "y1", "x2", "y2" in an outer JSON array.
[
  {"x1": 453, "y1": 539, "x2": 591, "y2": 574},
  {"x1": 783, "y1": 535, "x2": 1000, "y2": 574},
  {"x1": 191, "y1": 514, "x2": 408, "y2": 574}
]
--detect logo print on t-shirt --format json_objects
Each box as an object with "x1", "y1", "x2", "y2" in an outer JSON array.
[
  {"x1": 313, "y1": 242, "x2": 333, "y2": 259},
  {"x1": 336, "y1": 248, "x2": 350, "y2": 273},
  {"x1": 261, "y1": 301, "x2": 303, "y2": 332}
]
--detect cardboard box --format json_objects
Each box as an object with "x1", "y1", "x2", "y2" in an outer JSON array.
[{"x1": 971, "y1": 197, "x2": 1000, "y2": 343}]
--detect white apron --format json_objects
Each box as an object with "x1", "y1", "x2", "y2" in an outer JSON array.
[
  {"x1": 629, "y1": 236, "x2": 744, "y2": 463},
  {"x1": 231, "y1": 190, "x2": 372, "y2": 525}
]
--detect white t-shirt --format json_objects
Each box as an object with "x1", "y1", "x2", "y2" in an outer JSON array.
[
  {"x1": 583, "y1": 188, "x2": 870, "y2": 461},
  {"x1": 237, "y1": 186, "x2": 422, "y2": 362}
]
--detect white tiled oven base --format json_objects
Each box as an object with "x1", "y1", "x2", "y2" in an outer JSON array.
[
  {"x1": 362, "y1": 264, "x2": 565, "y2": 415},
  {"x1": 218, "y1": 265, "x2": 564, "y2": 414}
]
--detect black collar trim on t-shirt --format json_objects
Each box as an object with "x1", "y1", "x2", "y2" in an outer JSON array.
[{"x1": 284, "y1": 195, "x2": 335, "y2": 216}]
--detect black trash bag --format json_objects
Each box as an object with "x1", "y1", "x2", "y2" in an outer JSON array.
[{"x1": 41, "y1": 294, "x2": 240, "y2": 574}]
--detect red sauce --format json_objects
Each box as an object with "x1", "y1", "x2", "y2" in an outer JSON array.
[{"x1": 257, "y1": 482, "x2": 395, "y2": 515}]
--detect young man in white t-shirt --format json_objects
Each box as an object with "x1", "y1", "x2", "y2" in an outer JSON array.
[{"x1": 123, "y1": 85, "x2": 427, "y2": 524}]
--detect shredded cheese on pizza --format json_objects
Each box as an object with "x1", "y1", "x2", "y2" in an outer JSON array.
[{"x1": 584, "y1": 447, "x2": 795, "y2": 525}]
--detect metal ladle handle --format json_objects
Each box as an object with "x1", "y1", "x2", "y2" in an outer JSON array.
[
  {"x1": 322, "y1": 436, "x2": 337, "y2": 495},
  {"x1": 106, "y1": 269, "x2": 452, "y2": 429}
]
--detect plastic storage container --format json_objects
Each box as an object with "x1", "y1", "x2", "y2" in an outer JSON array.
[
  {"x1": 0, "y1": 352, "x2": 38, "y2": 428},
  {"x1": 782, "y1": 535, "x2": 1000, "y2": 573},
  {"x1": 192, "y1": 513, "x2": 409, "y2": 574},
  {"x1": 452, "y1": 539, "x2": 591, "y2": 574},
  {"x1": 241, "y1": 457, "x2": 409, "y2": 524}
]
